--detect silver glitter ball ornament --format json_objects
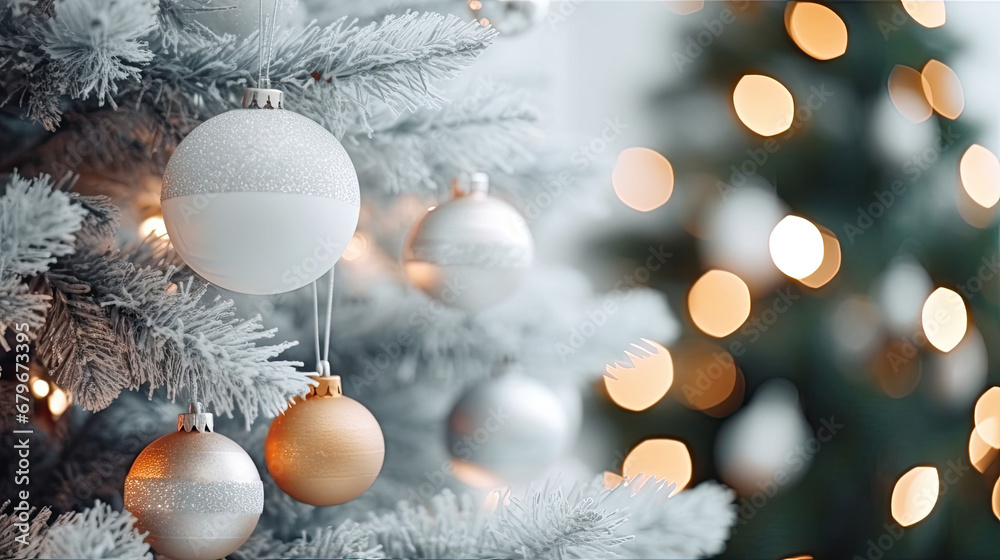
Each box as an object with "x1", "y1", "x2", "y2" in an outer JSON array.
[
  {"x1": 124, "y1": 404, "x2": 263, "y2": 560},
  {"x1": 162, "y1": 88, "x2": 360, "y2": 295},
  {"x1": 447, "y1": 372, "x2": 575, "y2": 485},
  {"x1": 469, "y1": 0, "x2": 550, "y2": 36},
  {"x1": 403, "y1": 173, "x2": 533, "y2": 313}
]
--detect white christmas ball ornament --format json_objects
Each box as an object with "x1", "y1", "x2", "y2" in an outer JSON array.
[
  {"x1": 162, "y1": 88, "x2": 360, "y2": 295},
  {"x1": 447, "y1": 371, "x2": 575, "y2": 484},
  {"x1": 125, "y1": 404, "x2": 263, "y2": 560},
  {"x1": 715, "y1": 379, "x2": 813, "y2": 495},
  {"x1": 404, "y1": 173, "x2": 533, "y2": 312}
]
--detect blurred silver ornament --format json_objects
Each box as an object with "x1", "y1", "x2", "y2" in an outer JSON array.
[
  {"x1": 447, "y1": 369, "x2": 576, "y2": 485},
  {"x1": 468, "y1": 0, "x2": 550, "y2": 36},
  {"x1": 715, "y1": 380, "x2": 813, "y2": 496},
  {"x1": 124, "y1": 403, "x2": 263, "y2": 560},
  {"x1": 404, "y1": 173, "x2": 534, "y2": 313}
]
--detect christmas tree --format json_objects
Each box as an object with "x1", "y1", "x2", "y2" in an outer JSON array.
[
  {"x1": 0, "y1": 0, "x2": 735, "y2": 558},
  {"x1": 599, "y1": 1, "x2": 1000, "y2": 558}
]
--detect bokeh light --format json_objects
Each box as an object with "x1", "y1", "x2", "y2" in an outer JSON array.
[
  {"x1": 875, "y1": 257, "x2": 932, "y2": 334},
  {"x1": 769, "y1": 216, "x2": 825, "y2": 279},
  {"x1": 612, "y1": 148, "x2": 675, "y2": 212},
  {"x1": 829, "y1": 295, "x2": 882, "y2": 359},
  {"x1": 341, "y1": 232, "x2": 369, "y2": 262},
  {"x1": 799, "y1": 226, "x2": 841, "y2": 289},
  {"x1": 450, "y1": 458, "x2": 506, "y2": 490},
  {"x1": 785, "y1": 2, "x2": 847, "y2": 61},
  {"x1": 701, "y1": 184, "x2": 786, "y2": 292},
  {"x1": 891, "y1": 466, "x2": 939, "y2": 527},
  {"x1": 733, "y1": 75, "x2": 795, "y2": 137},
  {"x1": 887, "y1": 65, "x2": 932, "y2": 124},
  {"x1": 920, "y1": 287, "x2": 967, "y2": 352},
  {"x1": 701, "y1": 367, "x2": 746, "y2": 419},
  {"x1": 688, "y1": 270, "x2": 752, "y2": 338},
  {"x1": 970, "y1": 430, "x2": 997, "y2": 474},
  {"x1": 671, "y1": 341, "x2": 739, "y2": 412},
  {"x1": 931, "y1": 325, "x2": 987, "y2": 409},
  {"x1": 604, "y1": 339, "x2": 674, "y2": 412},
  {"x1": 993, "y1": 477, "x2": 1000, "y2": 522},
  {"x1": 921, "y1": 60, "x2": 964, "y2": 120},
  {"x1": 974, "y1": 387, "x2": 1000, "y2": 448},
  {"x1": 138, "y1": 215, "x2": 167, "y2": 240},
  {"x1": 48, "y1": 387, "x2": 70, "y2": 417},
  {"x1": 715, "y1": 379, "x2": 812, "y2": 495},
  {"x1": 902, "y1": 0, "x2": 945, "y2": 28},
  {"x1": 30, "y1": 378, "x2": 50, "y2": 398},
  {"x1": 665, "y1": 0, "x2": 703, "y2": 15},
  {"x1": 622, "y1": 439, "x2": 692, "y2": 496},
  {"x1": 960, "y1": 144, "x2": 1000, "y2": 209},
  {"x1": 872, "y1": 340, "x2": 921, "y2": 399}
]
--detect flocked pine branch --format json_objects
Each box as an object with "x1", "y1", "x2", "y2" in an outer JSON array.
[
  {"x1": 2, "y1": 0, "x2": 497, "y2": 135},
  {"x1": 37, "y1": 501, "x2": 151, "y2": 560},
  {"x1": 282, "y1": 476, "x2": 735, "y2": 560},
  {"x1": 40, "y1": 0, "x2": 158, "y2": 106},
  {"x1": 0, "y1": 173, "x2": 308, "y2": 424},
  {"x1": 0, "y1": 0, "x2": 158, "y2": 129},
  {"x1": 0, "y1": 172, "x2": 85, "y2": 278},
  {"x1": 346, "y1": 83, "x2": 541, "y2": 193},
  {"x1": 0, "y1": 273, "x2": 49, "y2": 343},
  {"x1": 283, "y1": 12, "x2": 499, "y2": 137},
  {"x1": 0, "y1": 501, "x2": 51, "y2": 560},
  {"x1": 602, "y1": 477, "x2": 737, "y2": 559}
]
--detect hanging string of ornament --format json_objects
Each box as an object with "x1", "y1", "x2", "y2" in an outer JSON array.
[
  {"x1": 265, "y1": 267, "x2": 386, "y2": 506},
  {"x1": 160, "y1": 0, "x2": 361, "y2": 295}
]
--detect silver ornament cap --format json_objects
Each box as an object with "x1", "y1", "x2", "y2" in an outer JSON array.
[
  {"x1": 241, "y1": 87, "x2": 284, "y2": 109},
  {"x1": 177, "y1": 402, "x2": 214, "y2": 433}
]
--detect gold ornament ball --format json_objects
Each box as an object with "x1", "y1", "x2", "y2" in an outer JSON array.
[
  {"x1": 125, "y1": 416, "x2": 263, "y2": 560},
  {"x1": 265, "y1": 376, "x2": 385, "y2": 506}
]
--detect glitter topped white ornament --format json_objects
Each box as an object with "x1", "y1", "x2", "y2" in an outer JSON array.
[
  {"x1": 403, "y1": 173, "x2": 533, "y2": 312},
  {"x1": 162, "y1": 88, "x2": 360, "y2": 295}
]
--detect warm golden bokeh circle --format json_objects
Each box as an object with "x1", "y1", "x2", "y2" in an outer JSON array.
[
  {"x1": 688, "y1": 270, "x2": 752, "y2": 338},
  {"x1": 612, "y1": 147, "x2": 675, "y2": 212},
  {"x1": 799, "y1": 226, "x2": 841, "y2": 289},
  {"x1": 785, "y1": 2, "x2": 848, "y2": 61},
  {"x1": 733, "y1": 75, "x2": 795, "y2": 137},
  {"x1": 920, "y1": 287, "x2": 967, "y2": 353},
  {"x1": 901, "y1": 0, "x2": 946, "y2": 28},
  {"x1": 960, "y1": 145, "x2": 1000, "y2": 209},
  {"x1": 891, "y1": 466, "x2": 940, "y2": 527},
  {"x1": 671, "y1": 341, "x2": 739, "y2": 412},
  {"x1": 622, "y1": 439, "x2": 693, "y2": 496},
  {"x1": 604, "y1": 339, "x2": 674, "y2": 412},
  {"x1": 921, "y1": 60, "x2": 964, "y2": 120},
  {"x1": 888, "y1": 65, "x2": 933, "y2": 123}
]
